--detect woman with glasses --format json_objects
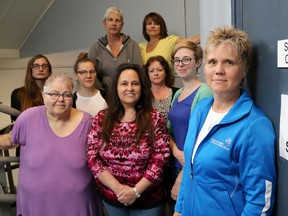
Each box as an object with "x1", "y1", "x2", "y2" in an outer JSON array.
[
  {"x1": 88, "y1": 6, "x2": 142, "y2": 92},
  {"x1": 167, "y1": 41, "x2": 212, "y2": 207},
  {"x1": 139, "y1": 12, "x2": 200, "y2": 71},
  {"x1": 10, "y1": 54, "x2": 52, "y2": 121},
  {"x1": 0, "y1": 73, "x2": 103, "y2": 216},
  {"x1": 10, "y1": 54, "x2": 52, "y2": 156},
  {"x1": 73, "y1": 52, "x2": 107, "y2": 117}
]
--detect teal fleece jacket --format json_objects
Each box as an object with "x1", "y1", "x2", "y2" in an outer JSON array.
[{"x1": 175, "y1": 90, "x2": 276, "y2": 216}]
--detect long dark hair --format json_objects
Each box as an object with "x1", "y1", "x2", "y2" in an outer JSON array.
[
  {"x1": 20, "y1": 54, "x2": 52, "y2": 111},
  {"x1": 102, "y1": 63, "x2": 154, "y2": 145}
]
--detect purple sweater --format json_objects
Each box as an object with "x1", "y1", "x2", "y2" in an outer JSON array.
[{"x1": 11, "y1": 106, "x2": 102, "y2": 216}]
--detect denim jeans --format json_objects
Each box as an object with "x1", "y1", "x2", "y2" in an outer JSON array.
[{"x1": 102, "y1": 200, "x2": 165, "y2": 216}]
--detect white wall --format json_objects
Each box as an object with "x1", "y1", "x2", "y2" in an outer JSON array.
[
  {"x1": 200, "y1": 0, "x2": 232, "y2": 46},
  {"x1": 197, "y1": 0, "x2": 232, "y2": 81}
]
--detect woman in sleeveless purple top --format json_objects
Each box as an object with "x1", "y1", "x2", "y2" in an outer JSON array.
[{"x1": 0, "y1": 73, "x2": 103, "y2": 216}]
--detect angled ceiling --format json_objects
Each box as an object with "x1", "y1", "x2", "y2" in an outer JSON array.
[{"x1": 0, "y1": 0, "x2": 54, "y2": 58}]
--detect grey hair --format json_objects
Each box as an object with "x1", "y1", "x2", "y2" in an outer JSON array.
[
  {"x1": 43, "y1": 72, "x2": 74, "y2": 93},
  {"x1": 103, "y1": 6, "x2": 123, "y2": 21}
]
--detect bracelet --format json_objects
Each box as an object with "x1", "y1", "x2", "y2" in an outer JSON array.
[{"x1": 133, "y1": 187, "x2": 141, "y2": 198}]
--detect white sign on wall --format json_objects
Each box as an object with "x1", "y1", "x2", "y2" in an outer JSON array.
[
  {"x1": 277, "y1": 39, "x2": 288, "y2": 68},
  {"x1": 279, "y1": 94, "x2": 288, "y2": 160}
]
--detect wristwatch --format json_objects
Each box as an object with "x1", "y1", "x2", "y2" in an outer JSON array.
[{"x1": 133, "y1": 187, "x2": 141, "y2": 198}]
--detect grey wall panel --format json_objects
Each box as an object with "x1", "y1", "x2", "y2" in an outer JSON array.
[{"x1": 234, "y1": 0, "x2": 288, "y2": 215}]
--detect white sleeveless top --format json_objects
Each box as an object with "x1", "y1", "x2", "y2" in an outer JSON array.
[{"x1": 76, "y1": 91, "x2": 107, "y2": 117}]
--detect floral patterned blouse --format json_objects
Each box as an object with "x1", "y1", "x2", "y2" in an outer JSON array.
[
  {"x1": 87, "y1": 109, "x2": 170, "y2": 209},
  {"x1": 152, "y1": 88, "x2": 173, "y2": 123}
]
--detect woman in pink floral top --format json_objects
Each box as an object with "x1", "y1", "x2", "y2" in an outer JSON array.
[{"x1": 87, "y1": 63, "x2": 170, "y2": 216}]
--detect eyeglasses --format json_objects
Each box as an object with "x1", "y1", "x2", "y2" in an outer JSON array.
[
  {"x1": 31, "y1": 64, "x2": 49, "y2": 69},
  {"x1": 45, "y1": 92, "x2": 73, "y2": 100},
  {"x1": 76, "y1": 70, "x2": 96, "y2": 76},
  {"x1": 171, "y1": 57, "x2": 195, "y2": 66}
]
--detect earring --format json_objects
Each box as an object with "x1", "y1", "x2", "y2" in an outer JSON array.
[{"x1": 241, "y1": 76, "x2": 247, "y2": 88}]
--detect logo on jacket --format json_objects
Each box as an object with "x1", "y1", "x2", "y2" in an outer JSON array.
[{"x1": 210, "y1": 137, "x2": 232, "y2": 151}]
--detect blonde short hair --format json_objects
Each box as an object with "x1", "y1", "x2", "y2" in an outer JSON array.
[
  {"x1": 204, "y1": 26, "x2": 253, "y2": 74},
  {"x1": 103, "y1": 7, "x2": 123, "y2": 22}
]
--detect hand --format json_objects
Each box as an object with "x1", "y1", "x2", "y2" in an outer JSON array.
[
  {"x1": 175, "y1": 149, "x2": 184, "y2": 166},
  {"x1": 173, "y1": 212, "x2": 180, "y2": 216},
  {"x1": 171, "y1": 181, "x2": 180, "y2": 200},
  {"x1": 116, "y1": 185, "x2": 137, "y2": 206},
  {"x1": 170, "y1": 138, "x2": 184, "y2": 166}
]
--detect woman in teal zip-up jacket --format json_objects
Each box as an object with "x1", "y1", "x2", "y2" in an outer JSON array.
[{"x1": 174, "y1": 26, "x2": 276, "y2": 216}]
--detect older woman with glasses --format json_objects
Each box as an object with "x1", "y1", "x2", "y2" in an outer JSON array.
[
  {"x1": 167, "y1": 41, "x2": 212, "y2": 208},
  {"x1": 73, "y1": 52, "x2": 107, "y2": 117},
  {"x1": 10, "y1": 54, "x2": 52, "y2": 157},
  {"x1": 0, "y1": 73, "x2": 103, "y2": 216},
  {"x1": 88, "y1": 6, "x2": 142, "y2": 92}
]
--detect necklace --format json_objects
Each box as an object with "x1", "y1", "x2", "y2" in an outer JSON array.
[{"x1": 207, "y1": 108, "x2": 227, "y2": 131}]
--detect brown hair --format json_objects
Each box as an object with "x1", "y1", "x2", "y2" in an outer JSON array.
[
  {"x1": 142, "y1": 12, "x2": 168, "y2": 41},
  {"x1": 144, "y1": 55, "x2": 174, "y2": 87},
  {"x1": 19, "y1": 54, "x2": 52, "y2": 111},
  {"x1": 102, "y1": 63, "x2": 153, "y2": 146},
  {"x1": 73, "y1": 52, "x2": 97, "y2": 72}
]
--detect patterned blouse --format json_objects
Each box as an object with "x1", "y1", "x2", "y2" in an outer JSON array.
[
  {"x1": 87, "y1": 109, "x2": 170, "y2": 209},
  {"x1": 152, "y1": 88, "x2": 173, "y2": 123}
]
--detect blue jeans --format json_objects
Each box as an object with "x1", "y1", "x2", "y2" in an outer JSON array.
[{"x1": 102, "y1": 200, "x2": 165, "y2": 216}]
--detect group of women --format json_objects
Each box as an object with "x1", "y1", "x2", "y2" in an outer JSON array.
[{"x1": 0, "y1": 5, "x2": 276, "y2": 216}]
